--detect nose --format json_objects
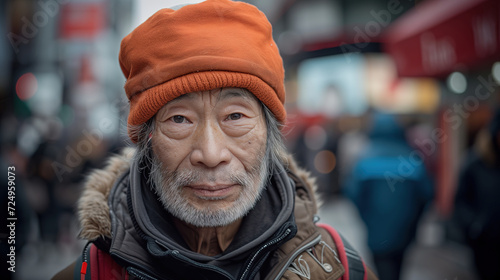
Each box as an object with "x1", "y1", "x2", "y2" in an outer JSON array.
[{"x1": 190, "y1": 121, "x2": 232, "y2": 168}]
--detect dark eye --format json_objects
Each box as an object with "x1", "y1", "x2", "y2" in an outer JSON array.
[
  {"x1": 227, "y1": 113, "x2": 242, "y2": 121},
  {"x1": 171, "y1": 115, "x2": 187, "y2": 123}
]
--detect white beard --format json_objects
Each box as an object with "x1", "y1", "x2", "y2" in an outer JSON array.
[{"x1": 150, "y1": 151, "x2": 269, "y2": 227}]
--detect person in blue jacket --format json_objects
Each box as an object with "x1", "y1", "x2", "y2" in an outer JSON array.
[{"x1": 344, "y1": 112, "x2": 433, "y2": 280}]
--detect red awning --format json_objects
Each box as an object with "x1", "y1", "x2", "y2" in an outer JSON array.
[{"x1": 384, "y1": 0, "x2": 500, "y2": 78}]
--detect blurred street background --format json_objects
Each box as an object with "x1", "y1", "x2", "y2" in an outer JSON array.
[{"x1": 1, "y1": 0, "x2": 500, "y2": 279}]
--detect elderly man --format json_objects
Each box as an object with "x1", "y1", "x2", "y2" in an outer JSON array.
[{"x1": 52, "y1": 0, "x2": 377, "y2": 279}]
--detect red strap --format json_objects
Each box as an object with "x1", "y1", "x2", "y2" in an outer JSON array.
[
  {"x1": 89, "y1": 244, "x2": 128, "y2": 279},
  {"x1": 317, "y1": 223, "x2": 349, "y2": 280},
  {"x1": 90, "y1": 245, "x2": 98, "y2": 280}
]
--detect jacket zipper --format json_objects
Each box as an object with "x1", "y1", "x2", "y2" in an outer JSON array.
[
  {"x1": 81, "y1": 242, "x2": 92, "y2": 264},
  {"x1": 271, "y1": 234, "x2": 322, "y2": 280},
  {"x1": 239, "y1": 228, "x2": 292, "y2": 280},
  {"x1": 80, "y1": 242, "x2": 92, "y2": 280}
]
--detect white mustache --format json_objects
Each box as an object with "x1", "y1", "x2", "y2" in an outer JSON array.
[{"x1": 164, "y1": 169, "x2": 253, "y2": 190}]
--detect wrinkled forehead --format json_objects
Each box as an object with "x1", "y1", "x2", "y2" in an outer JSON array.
[
  {"x1": 159, "y1": 87, "x2": 262, "y2": 110},
  {"x1": 176, "y1": 87, "x2": 258, "y2": 102}
]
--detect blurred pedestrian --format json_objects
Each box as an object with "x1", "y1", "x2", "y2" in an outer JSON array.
[
  {"x1": 344, "y1": 112, "x2": 433, "y2": 280},
  {"x1": 453, "y1": 108, "x2": 500, "y2": 280}
]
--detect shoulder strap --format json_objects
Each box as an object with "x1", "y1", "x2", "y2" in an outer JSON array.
[
  {"x1": 317, "y1": 223, "x2": 367, "y2": 280},
  {"x1": 77, "y1": 242, "x2": 128, "y2": 280}
]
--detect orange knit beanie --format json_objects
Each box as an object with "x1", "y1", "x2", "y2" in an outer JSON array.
[{"x1": 119, "y1": 0, "x2": 286, "y2": 142}]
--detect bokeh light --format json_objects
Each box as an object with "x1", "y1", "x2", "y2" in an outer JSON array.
[
  {"x1": 16, "y1": 72, "x2": 38, "y2": 100},
  {"x1": 304, "y1": 125, "x2": 327, "y2": 150},
  {"x1": 313, "y1": 150, "x2": 336, "y2": 174},
  {"x1": 446, "y1": 71, "x2": 467, "y2": 94}
]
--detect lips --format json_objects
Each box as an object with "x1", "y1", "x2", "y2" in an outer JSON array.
[{"x1": 186, "y1": 184, "x2": 237, "y2": 198}]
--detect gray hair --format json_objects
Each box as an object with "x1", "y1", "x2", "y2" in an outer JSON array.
[
  {"x1": 262, "y1": 103, "x2": 288, "y2": 174},
  {"x1": 130, "y1": 117, "x2": 156, "y2": 172}
]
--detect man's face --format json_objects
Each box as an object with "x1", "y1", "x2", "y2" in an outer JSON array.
[{"x1": 151, "y1": 88, "x2": 268, "y2": 227}]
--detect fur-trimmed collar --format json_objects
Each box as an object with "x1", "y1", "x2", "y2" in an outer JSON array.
[{"x1": 78, "y1": 148, "x2": 320, "y2": 241}]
